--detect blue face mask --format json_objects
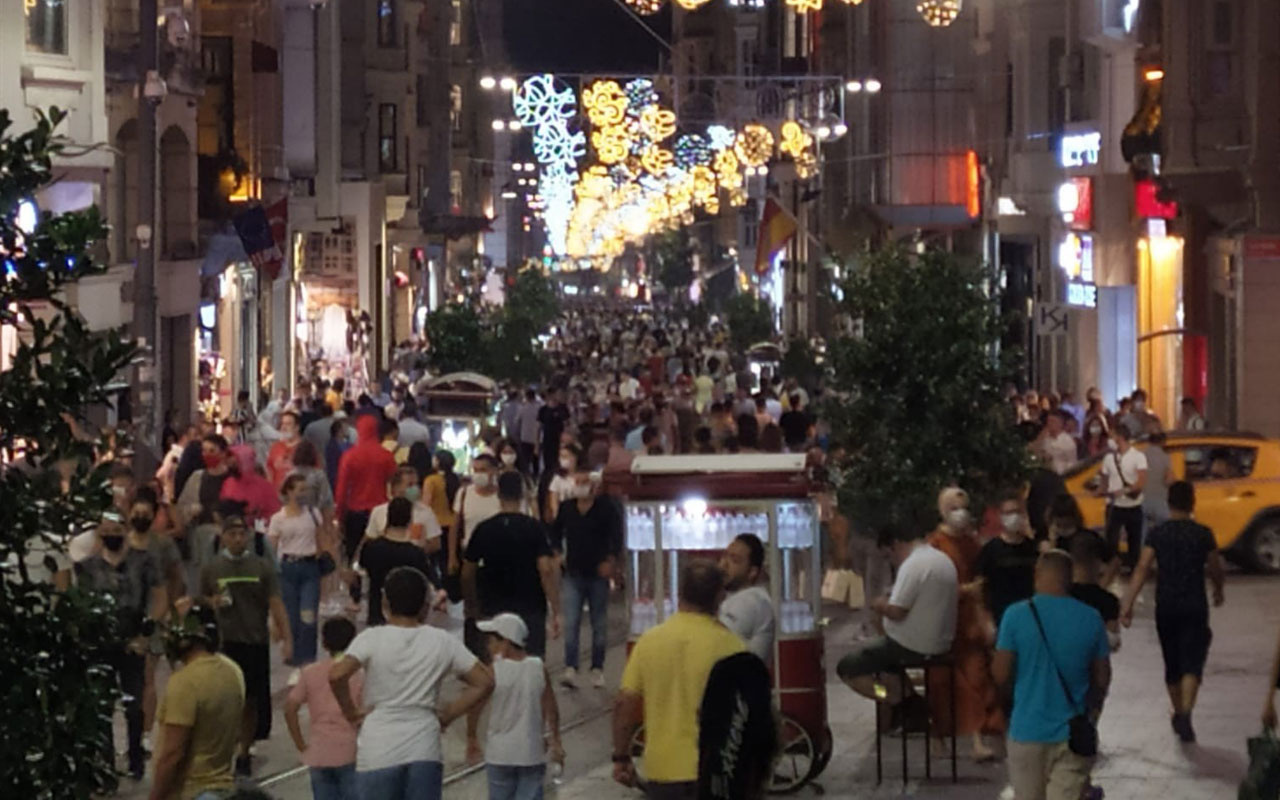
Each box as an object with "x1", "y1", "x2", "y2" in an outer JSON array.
[{"x1": 403, "y1": 486, "x2": 422, "y2": 503}]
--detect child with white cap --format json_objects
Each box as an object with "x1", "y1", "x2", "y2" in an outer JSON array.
[{"x1": 479, "y1": 612, "x2": 565, "y2": 800}]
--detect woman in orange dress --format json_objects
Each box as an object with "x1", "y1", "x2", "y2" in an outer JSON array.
[{"x1": 928, "y1": 487, "x2": 1004, "y2": 761}]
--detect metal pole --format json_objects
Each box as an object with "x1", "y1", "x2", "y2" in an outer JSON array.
[{"x1": 133, "y1": 0, "x2": 161, "y2": 474}]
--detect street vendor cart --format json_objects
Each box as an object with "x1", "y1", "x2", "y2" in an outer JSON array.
[
  {"x1": 609, "y1": 454, "x2": 833, "y2": 793},
  {"x1": 418, "y1": 371, "x2": 496, "y2": 472}
]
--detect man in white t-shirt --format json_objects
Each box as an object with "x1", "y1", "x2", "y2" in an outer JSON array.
[
  {"x1": 1039, "y1": 410, "x2": 1079, "y2": 475},
  {"x1": 1097, "y1": 426, "x2": 1148, "y2": 571},
  {"x1": 719, "y1": 533, "x2": 775, "y2": 664},
  {"x1": 366, "y1": 465, "x2": 442, "y2": 550},
  {"x1": 837, "y1": 525, "x2": 957, "y2": 724},
  {"x1": 330, "y1": 566, "x2": 493, "y2": 799}
]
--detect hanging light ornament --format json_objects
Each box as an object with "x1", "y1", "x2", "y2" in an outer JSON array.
[
  {"x1": 734, "y1": 123, "x2": 775, "y2": 168},
  {"x1": 673, "y1": 0, "x2": 712, "y2": 8},
  {"x1": 674, "y1": 134, "x2": 712, "y2": 168},
  {"x1": 639, "y1": 106, "x2": 678, "y2": 142},
  {"x1": 582, "y1": 80, "x2": 628, "y2": 128},
  {"x1": 623, "y1": 0, "x2": 665, "y2": 15},
  {"x1": 917, "y1": 0, "x2": 962, "y2": 27},
  {"x1": 784, "y1": 0, "x2": 824, "y2": 11}
]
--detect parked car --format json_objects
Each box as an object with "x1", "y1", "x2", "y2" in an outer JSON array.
[{"x1": 1063, "y1": 432, "x2": 1280, "y2": 573}]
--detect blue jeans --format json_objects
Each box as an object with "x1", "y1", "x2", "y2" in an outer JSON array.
[
  {"x1": 487, "y1": 764, "x2": 545, "y2": 800},
  {"x1": 280, "y1": 556, "x2": 321, "y2": 665},
  {"x1": 356, "y1": 760, "x2": 443, "y2": 800},
  {"x1": 310, "y1": 764, "x2": 358, "y2": 800},
  {"x1": 563, "y1": 574, "x2": 609, "y2": 670}
]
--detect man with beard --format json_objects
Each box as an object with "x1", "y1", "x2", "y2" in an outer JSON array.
[{"x1": 718, "y1": 533, "x2": 775, "y2": 664}]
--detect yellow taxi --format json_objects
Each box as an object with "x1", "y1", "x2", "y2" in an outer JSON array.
[{"x1": 1063, "y1": 432, "x2": 1280, "y2": 572}]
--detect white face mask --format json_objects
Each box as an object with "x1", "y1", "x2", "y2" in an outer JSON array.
[
  {"x1": 1000, "y1": 513, "x2": 1022, "y2": 533},
  {"x1": 571, "y1": 483, "x2": 592, "y2": 499},
  {"x1": 501, "y1": 452, "x2": 517, "y2": 466},
  {"x1": 1133, "y1": 401, "x2": 1146, "y2": 412},
  {"x1": 1088, "y1": 424, "x2": 1102, "y2": 436},
  {"x1": 473, "y1": 472, "x2": 493, "y2": 488},
  {"x1": 945, "y1": 508, "x2": 970, "y2": 529},
  {"x1": 560, "y1": 457, "x2": 575, "y2": 472}
]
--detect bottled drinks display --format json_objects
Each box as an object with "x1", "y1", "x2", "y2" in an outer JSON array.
[
  {"x1": 625, "y1": 504, "x2": 816, "y2": 551},
  {"x1": 780, "y1": 599, "x2": 816, "y2": 634}
]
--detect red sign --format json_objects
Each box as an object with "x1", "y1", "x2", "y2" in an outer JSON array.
[
  {"x1": 1245, "y1": 236, "x2": 1280, "y2": 260},
  {"x1": 1134, "y1": 179, "x2": 1178, "y2": 220},
  {"x1": 1062, "y1": 177, "x2": 1093, "y2": 230}
]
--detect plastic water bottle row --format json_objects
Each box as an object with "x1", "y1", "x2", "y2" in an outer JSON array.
[
  {"x1": 780, "y1": 599, "x2": 816, "y2": 634},
  {"x1": 625, "y1": 506, "x2": 816, "y2": 550}
]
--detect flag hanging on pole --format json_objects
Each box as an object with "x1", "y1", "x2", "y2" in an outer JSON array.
[{"x1": 754, "y1": 197, "x2": 797, "y2": 275}]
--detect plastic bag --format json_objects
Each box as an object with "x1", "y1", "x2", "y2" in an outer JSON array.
[{"x1": 1240, "y1": 728, "x2": 1280, "y2": 800}]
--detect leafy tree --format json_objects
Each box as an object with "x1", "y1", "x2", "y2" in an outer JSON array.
[
  {"x1": 825, "y1": 248, "x2": 1030, "y2": 532},
  {"x1": 0, "y1": 109, "x2": 139, "y2": 797},
  {"x1": 652, "y1": 229, "x2": 693, "y2": 291},
  {"x1": 502, "y1": 266, "x2": 559, "y2": 332},
  {"x1": 423, "y1": 302, "x2": 485, "y2": 374},
  {"x1": 724, "y1": 292, "x2": 775, "y2": 354}
]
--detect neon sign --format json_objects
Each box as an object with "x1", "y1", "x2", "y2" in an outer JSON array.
[{"x1": 1060, "y1": 132, "x2": 1102, "y2": 168}]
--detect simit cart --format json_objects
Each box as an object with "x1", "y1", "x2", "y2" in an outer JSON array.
[{"x1": 608, "y1": 453, "x2": 833, "y2": 794}]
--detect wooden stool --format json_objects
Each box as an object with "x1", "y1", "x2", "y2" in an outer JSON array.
[{"x1": 873, "y1": 653, "x2": 958, "y2": 786}]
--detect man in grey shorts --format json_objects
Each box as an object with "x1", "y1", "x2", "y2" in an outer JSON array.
[{"x1": 837, "y1": 524, "x2": 958, "y2": 726}]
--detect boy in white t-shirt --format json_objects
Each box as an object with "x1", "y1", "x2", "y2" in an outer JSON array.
[
  {"x1": 330, "y1": 566, "x2": 493, "y2": 799},
  {"x1": 479, "y1": 613, "x2": 564, "y2": 800}
]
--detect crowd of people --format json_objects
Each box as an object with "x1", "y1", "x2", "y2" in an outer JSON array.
[{"x1": 16, "y1": 290, "x2": 1263, "y2": 800}]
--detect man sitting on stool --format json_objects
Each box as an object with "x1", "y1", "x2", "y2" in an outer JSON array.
[{"x1": 837, "y1": 524, "x2": 958, "y2": 731}]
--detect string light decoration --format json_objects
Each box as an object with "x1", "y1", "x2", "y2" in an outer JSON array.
[
  {"x1": 779, "y1": 120, "x2": 813, "y2": 160},
  {"x1": 674, "y1": 0, "x2": 712, "y2": 7},
  {"x1": 917, "y1": 0, "x2": 962, "y2": 26},
  {"x1": 784, "y1": 0, "x2": 824, "y2": 10},
  {"x1": 582, "y1": 80, "x2": 628, "y2": 127},
  {"x1": 623, "y1": 0, "x2": 665, "y2": 14},
  {"x1": 734, "y1": 124, "x2": 775, "y2": 168},
  {"x1": 707, "y1": 125, "x2": 736, "y2": 152},
  {"x1": 674, "y1": 134, "x2": 713, "y2": 168},
  {"x1": 624, "y1": 79, "x2": 659, "y2": 112},
  {"x1": 532, "y1": 124, "x2": 586, "y2": 171},
  {"x1": 641, "y1": 144, "x2": 675, "y2": 177},
  {"x1": 592, "y1": 125, "x2": 632, "y2": 165},
  {"x1": 714, "y1": 149, "x2": 743, "y2": 190},
  {"x1": 513, "y1": 74, "x2": 576, "y2": 128},
  {"x1": 639, "y1": 106, "x2": 678, "y2": 142}
]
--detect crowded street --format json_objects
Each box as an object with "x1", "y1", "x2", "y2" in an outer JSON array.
[{"x1": 8, "y1": 1, "x2": 1280, "y2": 800}]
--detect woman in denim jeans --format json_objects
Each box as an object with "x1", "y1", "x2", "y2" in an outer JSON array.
[
  {"x1": 268, "y1": 474, "x2": 325, "y2": 666},
  {"x1": 550, "y1": 467, "x2": 623, "y2": 689}
]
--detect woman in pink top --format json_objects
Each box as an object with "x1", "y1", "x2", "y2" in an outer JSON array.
[{"x1": 285, "y1": 617, "x2": 363, "y2": 800}]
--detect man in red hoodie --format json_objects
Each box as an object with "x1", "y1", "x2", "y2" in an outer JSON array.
[{"x1": 334, "y1": 413, "x2": 398, "y2": 604}]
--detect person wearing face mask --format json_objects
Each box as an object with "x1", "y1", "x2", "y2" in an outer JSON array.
[
  {"x1": 550, "y1": 463, "x2": 621, "y2": 689},
  {"x1": 976, "y1": 490, "x2": 1039, "y2": 630},
  {"x1": 175, "y1": 434, "x2": 235, "y2": 592},
  {"x1": 334, "y1": 413, "x2": 399, "y2": 606},
  {"x1": 77, "y1": 517, "x2": 167, "y2": 779},
  {"x1": 268, "y1": 474, "x2": 327, "y2": 668},
  {"x1": 365, "y1": 465, "x2": 443, "y2": 548},
  {"x1": 266, "y1": 410, "x2": 303, "y2": 491},
  {"x1": 200, "y1": 514, "x2": 292, "y2": 777},
  {"x1": 1082, "y1": 414, "x2": 1111, "y2": 459},
  {"x1": 926, "y1": 487, "x2": 1004, "y2": 762},
  {"x1": 1045, "y1": 493, "x2": 1119, "y2": 586},
  {"x1": 545, "y1": 444, "x2": 582, "y2": 523}
]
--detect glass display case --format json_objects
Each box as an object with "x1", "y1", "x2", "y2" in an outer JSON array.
[{"x1": 623, "y1": 497, "x2": 821, "y2": 639}]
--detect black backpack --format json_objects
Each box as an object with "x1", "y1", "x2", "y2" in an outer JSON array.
[{"x1": 697, "y1": 652, "x2": 777, "y2": 800}]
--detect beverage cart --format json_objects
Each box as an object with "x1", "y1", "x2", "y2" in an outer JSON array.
[{"x1": 608, "y1": 454, "x2": 833, "y2": 794}]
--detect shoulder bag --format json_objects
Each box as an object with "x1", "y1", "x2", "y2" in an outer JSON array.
[{"x1": 1029, "y1": 600, "x2": 1099, "y2": 757}]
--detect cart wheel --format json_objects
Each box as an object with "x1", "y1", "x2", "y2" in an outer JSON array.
[
  {"x1": 809, "y1": 725, "x2": 834, "y2": 779},
  {"x1": 629, "y1": 725, "x2": 648, "y2": 790},
  {"x1": 769, "y1": 715, "x2": 817, "y2": 794}
]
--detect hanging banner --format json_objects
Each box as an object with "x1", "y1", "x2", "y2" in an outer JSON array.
[{"x1": 232, "y1": 198, "x2": 287, "y2": 280}]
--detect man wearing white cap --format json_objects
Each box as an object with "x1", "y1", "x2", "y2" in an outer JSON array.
[{"x1": 478, "y1": 613, "x2": 565, "y2": 800}]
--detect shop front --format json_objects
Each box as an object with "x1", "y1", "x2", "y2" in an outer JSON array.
[{"x1": 294, "y1": 227, "x2": 373, "y2": 397}]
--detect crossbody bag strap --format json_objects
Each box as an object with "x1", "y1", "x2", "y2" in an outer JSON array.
[
  {"x1": 1028, "y1": 600, "x2": 1083, "y2": 715},
  {"x1": 1111, "y1": 452, "x2": 1131, "y2": 488}
]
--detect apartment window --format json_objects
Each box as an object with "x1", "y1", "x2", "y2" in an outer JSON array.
[
  {"x1": 377, "y1": 0, "x2": 397, "y2": 47},
  {"x1": 449, "y1": 0, "x2": 462, "y2": 46},
  {"x1": 449, "y1": 169, "x2": 462, "y2": 210},
  {"x1": 25, "y1": 0, "x2": 67, "y2": 55},
  {"x1": 450, "y1": 85, "x2": 463, "y2": 132},
  {"x1": 1204, "y1": 1, "x2": 1237, "y2": 98},
  {"x1": 378, "y1": 104, "x2": 397, "y2": 172}
]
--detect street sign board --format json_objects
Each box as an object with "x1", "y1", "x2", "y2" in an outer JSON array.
[{"x1": 1036, "y1": 303, "x2": 1070, "y2": 337}]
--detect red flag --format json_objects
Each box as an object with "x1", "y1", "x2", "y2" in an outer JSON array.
[{"x1": 754, "y1": 198, "x2": 797, "y2": 275}]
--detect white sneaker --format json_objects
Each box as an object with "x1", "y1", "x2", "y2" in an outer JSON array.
[
  {"x1": 591, "y1": 668, "x2": 606, "y2": 689},
  {"x1": 560, "y1": 667, "x2": 578, "y2": 688}
]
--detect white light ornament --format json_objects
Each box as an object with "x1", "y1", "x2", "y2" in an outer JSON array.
[
  {"x1": 707, "y1": 125, "x2": 736, "y2": 152},
  {"x1": 532, "y1": 125, "x2": 587, "y2": 171},
  {"x1": 513, "y1": 74, "x2": 577, "y2": 129}
]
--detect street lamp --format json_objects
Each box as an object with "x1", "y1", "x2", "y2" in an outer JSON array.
[
  {"x1": 507, "y1": 120, "x2": 523, "y2": 131},
  {"x1": 499, "y1": 76, "x2": 517, "y2": 91},
  {"x1": 491, "y1": 119, "x2": 506, "y2": 131},
  {"x1": 845, "y1": 80, "x2": 863, "y2": 93},
  {"x1": 864, "y1": 78, "x2": 882, "y2": 93},
  {"x1": 479, "y1": 75, "x2": 497, "y2": 90}
]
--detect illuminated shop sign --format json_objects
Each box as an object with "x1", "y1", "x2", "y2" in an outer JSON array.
[
  {"x1": 1058, "y1": 232, "x2": 1094, "y2": 282},
  {"x1": 1067, "y1": 280, "x2": 1098, "y2": 308},
  {"x1": 1057, "y1": 177, "x2": 1093, "y2": 230},
  {"x1": 1060, "y1": 131, "x2": 1102, "y2": 168}
]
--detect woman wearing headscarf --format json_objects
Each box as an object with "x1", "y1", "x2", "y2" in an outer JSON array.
[{"x1": 926, "y1": 486, "x2": 1004, "y2": 762}]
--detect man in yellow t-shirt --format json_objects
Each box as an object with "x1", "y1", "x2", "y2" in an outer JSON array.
[
  {"x1": 149, "y1": 605, "x2": 246, "y2": 800},
  {"x1": 613, "y1": 560, "x2": 746, "y2": 798}
]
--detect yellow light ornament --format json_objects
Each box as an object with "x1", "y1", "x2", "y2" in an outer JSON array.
[
  {"x1": 673, "y1": 0, "x2": 712, "y2": 7},
  {"x1": 641, "y1": 145, "x2": 674, "y2": 176},
  {"x1": 591, "y1": 124, "x2": 632, "y2": 165},
  {"x1": 779, "y1": 121, "x2": 813, "y2": 159},
  {"x1": 582, "y1": 81, "x2": 628, "y2": 127},
  {"x1": 715, "y1": 149, "x2": 743, "y2": 191},
  {"x1": 639, "y1": 106, "x2": 678, "y2": 143},
  {"x1": 917, "y1": 0, "x2": 962, "y2": 26},
  {"x1": 785, "y1": 0, "x2": 824, "y2": 10},
  {"x1": 623, "y1": 0, "x2": 665, "y2": 15},
  {"x1": 734, "y1": 124, "x2": 774, "y2": 168}
]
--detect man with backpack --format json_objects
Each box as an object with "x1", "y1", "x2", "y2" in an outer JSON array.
[{"x1": 200, "y1": 514, "x2": 292, "y2": 777}]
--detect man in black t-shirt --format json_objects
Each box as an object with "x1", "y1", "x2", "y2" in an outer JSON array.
[
  {"x1": 360, "y1": 497, "x2": 432, "y2": 627},
  {"x1": 463, "y1": 471, "x2": 562, "y2": 659},
  {"x1": 1120, "y1": 481, "x2": 1225, "y2": 743},
  {"x1": 538, "y1": 388, "x2": 571, "y2": 475},
  {"x1": 975, "y1": 491, "x2": 1039, "y2": 629},
  {"x1": 778, "y1": 394, "x2": 812, "y2": 451}
]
